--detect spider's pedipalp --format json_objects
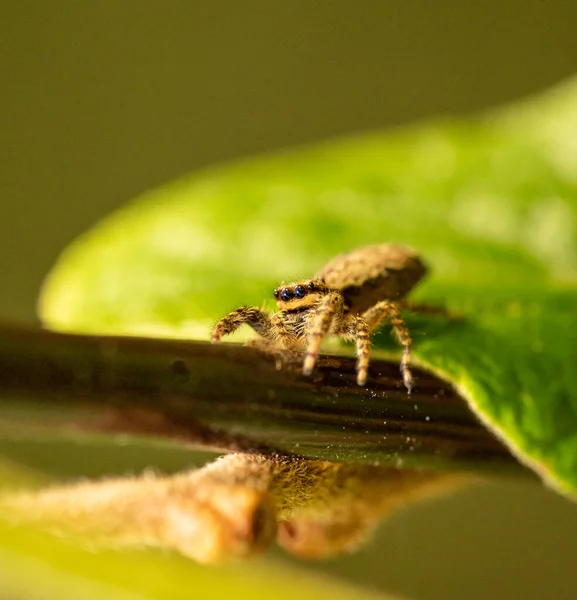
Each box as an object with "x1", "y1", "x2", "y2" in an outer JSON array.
[{"x1": 269, "y1": 312, "x2": 299, "y2": 348}]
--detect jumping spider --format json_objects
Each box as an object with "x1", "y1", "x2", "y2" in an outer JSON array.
[{"x1": 212, "y1": 244, "x2": 428, "y2": 392}]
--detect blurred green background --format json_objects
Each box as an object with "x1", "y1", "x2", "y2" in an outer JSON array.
[{"x1": 1, "y1": 2, "x2": 577, "y2": 599}]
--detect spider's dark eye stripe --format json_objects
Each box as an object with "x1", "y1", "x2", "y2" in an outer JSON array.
[
  {"x1": 273, "y1": 289, "x2": 279, "y2": 299},
  {"x1": 280, "y1": 288, "x2": 293, "y2": 301},
  {"x1": 293, "y1": 285, "x2": 306, "y2": 298}
]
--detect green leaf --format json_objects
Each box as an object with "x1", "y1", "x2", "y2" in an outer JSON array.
[{"x1": 40, "y1": 78, "x2": 577, "y2": 496}]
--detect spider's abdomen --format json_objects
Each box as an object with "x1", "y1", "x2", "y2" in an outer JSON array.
[{"x1": 316, "y1": 244, "x2": 427, "y2": 314}]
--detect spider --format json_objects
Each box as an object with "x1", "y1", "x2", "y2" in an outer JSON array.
[{"x1": 211, "y1": 244, "x2": 428, "y2": 392}]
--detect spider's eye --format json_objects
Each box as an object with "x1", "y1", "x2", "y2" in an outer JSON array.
[
  {"x1": 306, "y1": 282, "x2": 315, "y2": 291},
  {"x1": 280, "y1": 288, "x2": 293, "y2": 301},
  {"x1": 293, "y1": 285, "x2": 306, "y2": 299},
  {"x1": 273, "y1": 289, "x2": 279, "y2": 299}
]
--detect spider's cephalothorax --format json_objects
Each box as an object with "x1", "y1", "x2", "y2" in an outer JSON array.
[{"x1": 211, "y1": 244, "x2": 428, "y2": 392}]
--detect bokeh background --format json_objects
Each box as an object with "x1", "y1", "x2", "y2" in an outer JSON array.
[{"x1": 1, "y1": 2, "x2": 577, "y2": 599}]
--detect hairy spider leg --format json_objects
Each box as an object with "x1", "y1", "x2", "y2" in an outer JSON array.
[
  {"x1": 337, "y1": 315, "x2": 372, "y2": 386},
  {"x1": 361, "y1": 301, "x2": 413, "y2": 392},
  {"x1": 353, "y1": 317, "x2": 371, "y2": 386},
  {"x1": 302, "y1": 292, "x2": 344, "y2": 377}
]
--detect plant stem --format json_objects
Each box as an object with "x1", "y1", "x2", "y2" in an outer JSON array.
[{"x1": 0, "y1": 324, "x2": 522, "y2": 473}]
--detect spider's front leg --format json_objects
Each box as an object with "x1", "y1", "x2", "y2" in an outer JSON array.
[
  {"x1": 212, "y1": 307, "x2": 296, "y2": 351},
  {"x1": 211, "y1": 306, "x2": 275, "y2": 344},
  {"x1": 302, "y1": 292, "x2": 344, "y2": 378},
  {"x1": 362, "y1": 300, "x2": 413, "y2": 393}
]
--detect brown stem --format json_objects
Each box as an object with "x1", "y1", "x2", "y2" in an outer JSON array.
[{"x1": 0, "y1": 324, "x2": 521, "y2": 473}]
